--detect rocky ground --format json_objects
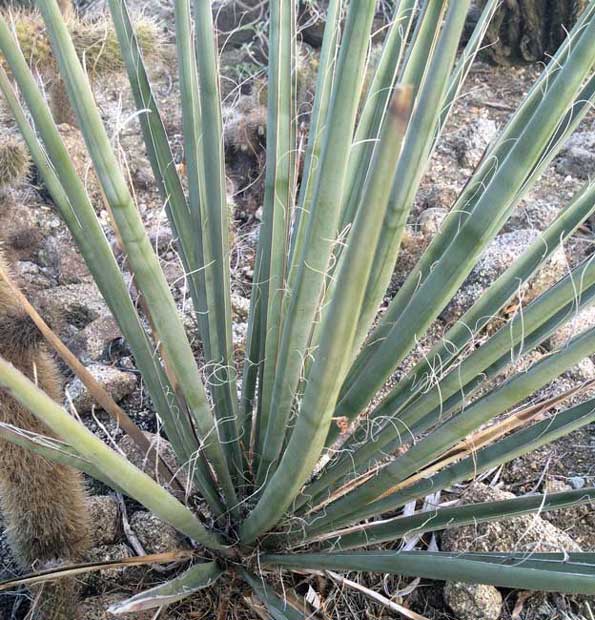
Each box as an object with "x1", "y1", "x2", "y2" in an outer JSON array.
[{"x1": 0, "y1": 2, "x2": 594, "y2": 619}]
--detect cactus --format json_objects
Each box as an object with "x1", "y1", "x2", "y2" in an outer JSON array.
[
  {"x1": 224, "y1": 97, "x2": 267, "y2": 155},
  {"x1": 0, "y1": 251, "x2": 90, "y2": 618},
  {"x1": 69, "y1": 13, "x2": 162, "y2": 75},
  {"x1": 0, "y1": 136, "x2": 30, "y2": 187},
  {"x1": 5, "y1": 9, "x2": 162, "y2": 77}
]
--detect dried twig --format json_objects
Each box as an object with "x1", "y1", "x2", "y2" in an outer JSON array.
[{"x1": 0, "y1": 551, "x2": 194, "y2": 591}]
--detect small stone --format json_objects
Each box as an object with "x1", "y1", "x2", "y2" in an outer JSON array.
[
  {"x1": 450, "y1": 117, "x2": 498, "y2": 168},
  {"x1": 444, "y1": 582, "x2": 502, "y2": 620},
  {"x1": 566, "y1": 358, "x2": 595, "y2": 382},
  {"x1": 130, "y1": 511, "x2": 187, "y2": 554},
  {"x1": 419, "y1": 207, "x2": 448, "y2": 237},
  {"x1": 503, "y1": 197, "x2": 561, "y2": 233},
  {"x1": 87, "y1": 496, "x2": 120, "y2": 546},
  {"x1": 569, "y1": 476, "x2": 586, "y2": 490},
  {"x1": 77, "y1": 316, "x2": 123, "y2": 361},
  {"x1": 147, "y1": 222, "x2": 174, "y2": 253},
  {"x1": 131, "y1": 165, "x2": 153, "y2": 191},
  {"x1": 231, "y1": 293, "x2": 250, "y2": 321},
  {"x1": 117, "y1": 356, "x2": 135, "y2": 371},
  {"x1": 544, "y1": 478, "x2": 572, "y2": 494},
  {"x1": 66, "y1": 364, "x2": 137, "y2": 414},
  {"x1": 233, "y1": 321, "x2": 248, "y2": 354},
  {"x1": 555, "y1": 131, "x2": 595, "y2": 179}
]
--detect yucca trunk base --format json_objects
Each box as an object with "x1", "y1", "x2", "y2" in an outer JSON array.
[{"x1": 479, "y1": 0, "x2": 586, "y2": 64}]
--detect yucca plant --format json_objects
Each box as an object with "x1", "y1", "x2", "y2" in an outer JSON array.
[{"x1": 1, "y1": 0, "x2": 595, "y2": 616}]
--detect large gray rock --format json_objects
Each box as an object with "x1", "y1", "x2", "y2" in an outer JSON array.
[
  {"x1": 84, "y1": 544, "x2": 140, "y2": 592},
  {"x1": 543, "y1": 479, "x2": 595, "y2": 551},
  {"x1": 130, "y1": 511, "x2": 188, "y2": 555},
  {"x1": 213, "y1": 0, "x2": 265, "y2": 50},
  {"x1": 444, "y1": 582, "x2": 502, "y2": 620},
  {"x1": 441, "y1": 483, "x2": 581, "y2": 554},
  {"x1": 548, "y1": 305, "x2": 595, "y2": 351},
  {"x1": 36, "y1": 282, "x2": 110, "y2": 330},
  {"x1": 297, "y1": 1, "x2": 392, "y2": 48},
  {"x1": 442, "y1": 229, "x2": 567, "y2": 323}
]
